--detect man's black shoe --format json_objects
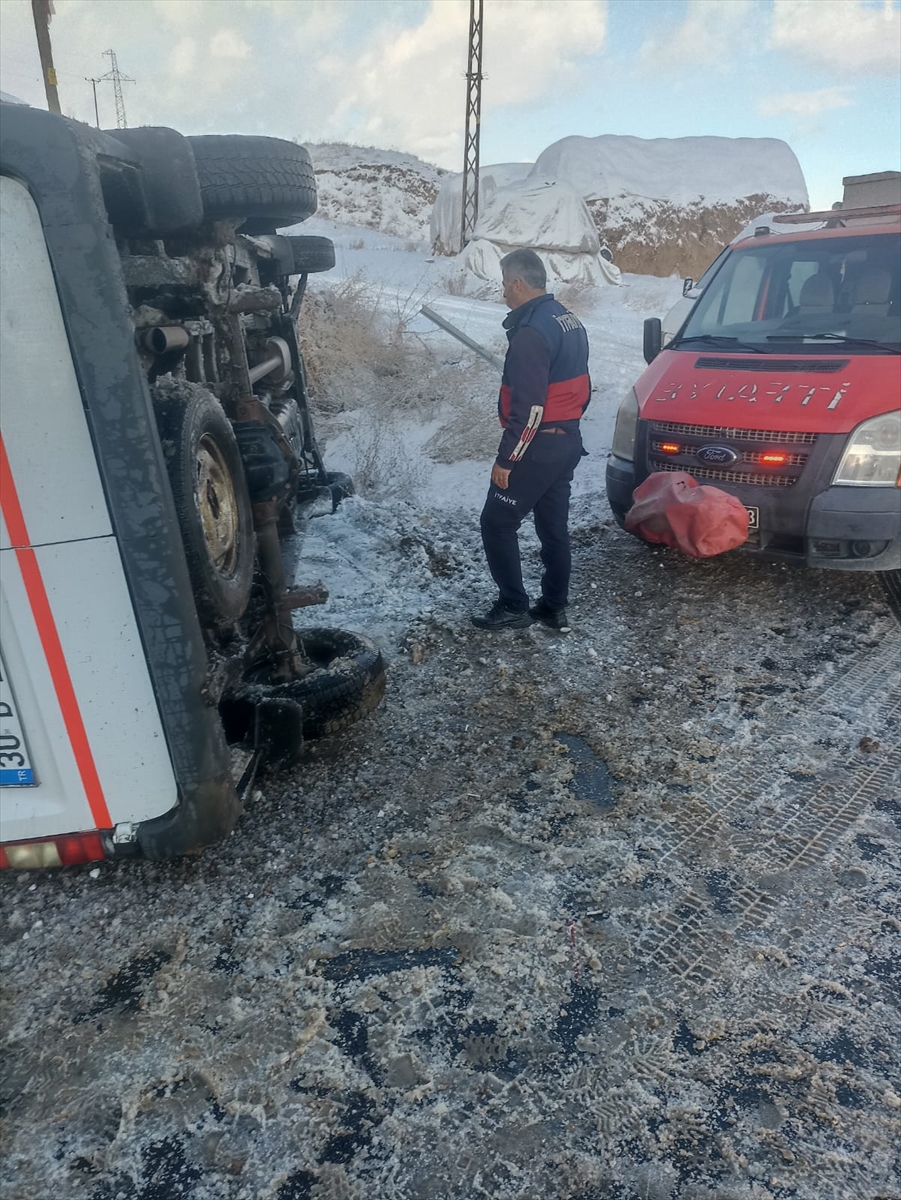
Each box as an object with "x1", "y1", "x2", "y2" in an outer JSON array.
[
  {"x1": 529, "y1": 598, "x2": 571, "y2": 632},
  {"x1": 471, "y1": 601, "x2": 533, "y2": 630}
]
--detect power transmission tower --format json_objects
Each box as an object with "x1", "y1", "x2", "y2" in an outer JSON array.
[
  {"x1": 31, "y1": 0, "x2": 61, "y2": 115},
  {"x1": 460, "y1": 0, "x2": 484, "y2": 251},
  {"x1": 99, "y1": 49, "x2": 134, "y2": 128}
]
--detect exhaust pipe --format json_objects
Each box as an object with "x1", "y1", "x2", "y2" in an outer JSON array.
[{"x1": 141, "y1": 326, "x2": 190, "y2": 354}]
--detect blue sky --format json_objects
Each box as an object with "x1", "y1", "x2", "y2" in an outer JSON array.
[{"x1": 1, "y1": 0, "x2": 898, "y2": 210}]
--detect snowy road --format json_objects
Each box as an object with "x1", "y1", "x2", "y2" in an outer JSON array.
[{"x1": 2, "y1": 500, "x2": 899, "y2": 1200}]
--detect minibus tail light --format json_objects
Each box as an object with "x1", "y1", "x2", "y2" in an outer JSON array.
[{"x1": 0, "y1": 832, "x2": 107, "y2": 870}]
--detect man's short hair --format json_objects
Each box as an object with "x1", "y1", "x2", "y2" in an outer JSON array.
[{"x1": 500, "y1": 248, "x2": 547, "y2": 291}]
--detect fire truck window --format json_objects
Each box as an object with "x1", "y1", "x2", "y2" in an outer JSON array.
[
  {"x1": 717, "y1": 254, "x2": 766, "y2": 327},
  {"x1": 785, "y1": 260, "x2": 820, "y2": 312}
]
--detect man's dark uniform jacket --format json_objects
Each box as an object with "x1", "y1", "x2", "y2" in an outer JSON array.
[{"x1": 496, "y1": 293, "x2": 591, "y2": 468}]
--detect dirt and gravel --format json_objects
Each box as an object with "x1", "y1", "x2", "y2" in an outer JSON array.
[{"x1": 2, "y1": 496, "x2": 899, "y2": 1200}]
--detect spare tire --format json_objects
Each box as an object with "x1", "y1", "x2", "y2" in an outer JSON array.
[
  {"x1": 286, "y1": 235, "x2": 336, "y2": 274},
  {"x1": 261, "y1": 628, "x2": 386, "y2": 739},
  {"x1": 187, "y1": 135, "x2": 317, "y2": 232}
]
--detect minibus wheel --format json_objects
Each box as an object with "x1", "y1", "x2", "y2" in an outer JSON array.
[{"x1": 153, "y1": 382, "x2": 255, "y2": 632}]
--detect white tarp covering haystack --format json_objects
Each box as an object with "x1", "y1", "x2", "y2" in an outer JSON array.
[
  {"x1": 533, "y1": 134, "x2": 808, "y2": 209},
  {"x1": 461, "y1": 179, "x2": 622, "y2": 287},
  {"x1": 533, "y1": 134, "x2": 809, "y2": 278},
  {"x1": 431, "y1": 134, "x2": 809, "y2": 282},
  {"x1": 430, "y1": 163, "x2": 534, "y2": 255}
]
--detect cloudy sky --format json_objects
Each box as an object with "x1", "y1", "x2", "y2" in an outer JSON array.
[{"x1": 1, "y1": 0, "x2": 898, "y2": 209}]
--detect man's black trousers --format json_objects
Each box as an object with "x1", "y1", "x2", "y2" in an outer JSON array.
[{"x1": 480, "y1": 429, "x2": 584, "y2": 613}]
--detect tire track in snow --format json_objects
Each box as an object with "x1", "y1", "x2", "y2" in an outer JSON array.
[{"x1": 635, "y1": 630, "x2": 901, "y2": 989}]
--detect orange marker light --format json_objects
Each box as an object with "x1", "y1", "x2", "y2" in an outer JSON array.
[
  {"x1": 761, "y1": 453, "x2": 788, "y2": 465},
  {"x1": 660, "y1": 443, "x2": 680, "y2": 454}
]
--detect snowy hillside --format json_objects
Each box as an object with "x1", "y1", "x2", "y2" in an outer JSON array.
[{"x1": 305, "y1": 142, "x2": 448, "y2": 243}]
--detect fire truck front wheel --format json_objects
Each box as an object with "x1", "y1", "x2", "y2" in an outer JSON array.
[{"x1": 153, "y1": 382, "x2": 255, "y2": 632}]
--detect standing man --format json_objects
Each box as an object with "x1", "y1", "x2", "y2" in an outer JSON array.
[{"x1": 472, "y1": 249, "x2": 590, "y2": 632}]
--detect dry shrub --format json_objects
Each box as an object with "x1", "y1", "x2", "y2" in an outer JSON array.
[
  {"x1": 297, "y1": 276, "x2": 410, "y2": 415},
  {"x1": 444, "y1": 272, "x2": 469, "y2": 296},
  {"x1": 424, "y1": 391, "x2": 499, "y2": 464},
  {"x1": 297, "y1": 276, "x2": 492, "y2": 493},
  {"x1": 342, "y1": 411, "x2": 425, "y2": 500}
]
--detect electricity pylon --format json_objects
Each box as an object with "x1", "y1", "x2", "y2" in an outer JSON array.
[
  {"x1": 460, "y1": 0, "x2": 484, "y2": 251},
  {"x1": 99, "y1": 49, "x2": 134, "y2": 129}
]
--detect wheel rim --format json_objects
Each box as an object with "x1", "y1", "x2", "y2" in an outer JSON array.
[{"x1": 195, "y1": 435, "x2": 242, "y2": 579}]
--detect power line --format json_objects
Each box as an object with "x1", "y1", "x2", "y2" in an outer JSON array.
[{"x1": 98, "y1": 48, "x2": 134, "y2": 129}]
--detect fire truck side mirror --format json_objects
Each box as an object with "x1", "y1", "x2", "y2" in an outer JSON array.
[{"x1": 643, "y1": 317, "x2": 662, "y2": 364}]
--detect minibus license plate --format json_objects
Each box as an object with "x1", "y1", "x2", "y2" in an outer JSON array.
[
  {"x1": 0, "y1": 653, "x2": 35, "y2": 786},
  {"x1": 746, "y1": 506, "x2": 759, "y2": 531}
]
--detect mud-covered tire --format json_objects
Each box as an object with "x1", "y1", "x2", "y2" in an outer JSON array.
[
  {"x1": 187, "y1": 135, "x2": 317, "y2": 231},
  {"x1": 153, "y1": 382, "x2": 255, "y2": 630},
  {"x1": 286, "y1": 235, "x2": 336, "y2": 274},
  {"x1": 266, "y1": 628, "x2": 386, "y2": 739}
]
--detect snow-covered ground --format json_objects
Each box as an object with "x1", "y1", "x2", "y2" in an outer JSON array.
[
  {"x1": 2, "y1": 219, "x2": 899, "y2": 1200},
  {"x1": 298, "y1": 214, "x2": 680, "y2": 490},
  {"x1": 288, "y1": 216, "x2": 682, "y2": 645}
]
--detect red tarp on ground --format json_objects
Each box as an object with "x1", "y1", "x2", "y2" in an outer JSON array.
[{"x1": 625, "y1": 471, "x2": 749, "y2": 557}]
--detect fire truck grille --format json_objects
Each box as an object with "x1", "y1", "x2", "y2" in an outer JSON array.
[
  {"x1": 651, "y1": 461, "x2": 798, "y2": 488},
  {"x1": 651, "y1": 421, "x2": 817, "y2": 445},
  {"x1": 650, "y1": 441, "x2": 807, "y2": 468}
]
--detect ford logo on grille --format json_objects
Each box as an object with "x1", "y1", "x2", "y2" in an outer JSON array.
[{"x1": 696, "y1": 445, "x2": 738, "y2": 465}]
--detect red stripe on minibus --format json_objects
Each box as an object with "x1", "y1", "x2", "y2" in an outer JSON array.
[{"x1": 0, "y1": 434, "x2": 112, "y2": 830}]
